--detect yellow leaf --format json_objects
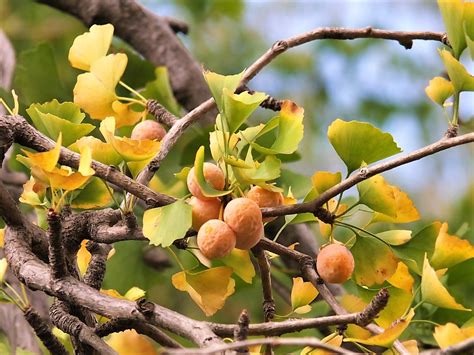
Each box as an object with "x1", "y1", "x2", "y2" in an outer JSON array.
[
  {"x1": 68, "y1": 24, "x2": 114, "y2": 71},
  {"x1": 0, "y1": 229, "x2": 4, "y2": 248},
  {"x1": 421, "y1": 254, "x2": 470, "y2": 311},
  {"x1": 19, "y1": 177, "x2": 47, "y2": 206},
  {"x1": 358, "y1": 175, "x2": 397, "y2": 217},
  {"x1": 78, "y1": 146, "x2": 95, "y2": 176},
  {"x1": 383, "y1": 339, "x2": 419, "y2": 355},
  {"x1": 123, "y1": 287, "x2": 146, "y2": 301},
  {"x1": 0, "y1": 259, "x2": 8, "y2": 282},
  {"x1": 301, "y1": 334, "x2": 343, "y2": 354},
  {"x1": 218, "y1": 249, "x2": 256, "y2": 284},
  {"x1": 311, "y1": 171, "x2": 342, "y2": 195},
  {"x1": 23, "y1": 133, "x2": 62, "y2": 172},
  {"x1": 425, "y1": 76, "x2": 454, "y2": 106},
  {"x1": 101, "y1": 289, "x2": 124, "y2": 299},
  {"x1": 319, "y1": 199, "x2": 347, "y2": 238},
  {"x1": 291, "y1": 277, "x2": 319, "y2": 313},
  {"x1": 77, "y1": 240, "x2": 91, "y2": 275},
  {"x1": 40, "y1": 166, "x2": 91, "y2": 191},
  {"x1": 100, "y1": 117, "x2": 161, "y2": 162},
  {"x1": 431, "y1": 222, "x2": 474, "y2": 269},
  {"x1": 71, "y1": 136, "x2": 122, "y2": 167},
  {"x1": 340, "y1": 294, "x2": 372, "y2": 339},
  {"x1": 345, "y1": 309, "x2": 415, "y2": 348},
  {"x1": 73, "y1": 54, "x2": 127, "y2": 119},
  {"x1": 433, "y1": 322, "x2": 474, "y2": 349},
  {"x1": 372, "y1": 184, "x2": 420, "y2": 224},
  {"x1": 387, "y1": 262, "x2": 414, "y2": 293},
  {"x1": 111, "y1": 101, "x2": 143, "y2": 128},
  {"x1": 172, "y1": 267, "x2": 235, "y2": 316},
  {"x1": 107, "y1": 329, "x2": 157, "y2": 355}
]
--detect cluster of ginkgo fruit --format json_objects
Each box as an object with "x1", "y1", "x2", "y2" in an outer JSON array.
[{"x1": 186, "y1": 162, "x2": 285, "y2": 259}]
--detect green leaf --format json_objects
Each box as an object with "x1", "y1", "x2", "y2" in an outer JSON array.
[
  {"x1": 222, "y1": 89, "x2": 267, "y2": 133},
  {"x1": 251, "y1": 155, "x2": 281, "y2": 181},
  {"x1": 392, "y1": 222, "x2": 441, "y2": 275},
  {"x1": 142, "y1": 67, "x2": 181, "y2": 116},
  {"x1": 438, "y1": 0, "x2": 466, "y2": 58},
  {"x1": 70, "y1": 177, "x2": 113, "y2": 209},
  {"x1": 14, "y1": 43, "x2": 67, "y2": 105},
  {"x1": 422, "y1": 254, "x2": 470, "y2": 311},
  {"x1": 351, "y1": 235, "x2": 399, "y2": 286},
  {"x1": 357, "y1": 175, "x2": 397, "y2": 217},
  {"x1": 425, "y1": 76, "x2": 455, "y2": 106},
  {"x1": 194, "y1": 146, "x2": 231, "y2": 197},
  {"x1": 465, "y1": 4, "x2": 474, "y2": 60},
  {"x1": 70, "y1": 136, "x2": 122, "y2": 166},
  {"x1": 218, "y1": 249, "x2": 255, "y2": 283},
  {"x1": 251, "y1": 100, "x2": 304, "y2": 155},
  {"x1": 203, "y1": 70, "x2": 244, "y2": 111},
  {"x1": 327, "y1": 119, "x2": 401, "y2": 173},
  {"x1": 439, "y1": 49, "x2": 474, "y2": 93},
  {"x1": 376, "y1": 230, "x2": 412, "y2": 246},
  {"x1": 142, "y1": 200, "x2": 192, "y2": 247}
]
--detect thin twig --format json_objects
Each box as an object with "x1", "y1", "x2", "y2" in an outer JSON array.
[
  {"x1": 233, "y1": 310, "x2": 250, "y2": 353},
  {"x1": 253, "y1": 247, "x2": 275, "y2": 322}
]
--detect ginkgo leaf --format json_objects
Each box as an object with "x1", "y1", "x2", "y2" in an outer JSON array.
[
  {"x1": 142, "y1": 66, "x2": 181, "y2": 116},
  {"x1": 421, "y1": 254, "x2": 470, "y2": 311},
  {"x1": 358, "y1": 175, "x2": 397, "y2": 217},
  {"x1": 107, "y1": 329, "x2": 157, "y2": 355},
  {"x1": 19, "y1": 177, "x2": 47, "y2": 206},
  {"x1": 340, "y1": 294, "x2": 372, "y2": 339},
  {"x1": 328, "y1": 119, "x2": 401, "y2": 174},
  {"x1": 171, "y1": 266, "x2": 235, "y2": 316},
  {"x1": 70, "y1": 136, "x2": 122, "y2": 166},
  {"x1": 430, "y1": 222, "x2": 474, "y2": 269},
  {"x1": 142, "y1": 200, "x2": 192, "y2": 247},
  {"x1": 209, "y1": 130, "x2": 239, "y2": 162},
  {"x1": 23, "y1": 134, "x2": 62, "y2": 172},
  {"x1": 311, "y1": 171, "x2": 342, "y2": 195},
  {"x1": 77, "y1": 240, "x2": 91, "y2": 275},
  {"x1": 111, "y1": 101, "x2": 143, "y2": 128},
  {"x1": 0, "y1": 258, "x2": 8, "y2": 283},
  {"x1": 78, "y1": 146, "x2": 95, "y2": 176},
  {"x1": 439, "y1": 49, "x2": 474, "y2": 93},
  {"x1": 204, "y1": 70, "x2": 244, "y2": 111},
  {"x1": 251, "y1": 100, "x2": 304, "y2": 155},
  {"x1": 71, "y1": 177, "x2": 112, "y2": 209},
  {"x1": 291, "y1": 277, "x2": 319, "y2": 314},
  {"x1": 387, "y1": 262, "x2": 414, "y2": 293},
  {"x1": 193, "y1": 146, "x2": 231, "y2": 197},
  {"x1": 425, "y1": 76, "x2": 455, "y2": 106},
  {"x1": 100, "y1": 117, "x2": 161, "y2": 162},
  {"x1": 351, "y1": 235, "x2": 398, "y2": 286},
  {"x1": 465, "y1": 4, "x2": 474, "y2": 60},
  {"x1": 41, "y1": 166, "x2": 91, "y2": 191},
  {"x1": 69, "y1": 24, "x2": 114, "y2": 71},
  {"x1": 74, "y1": 54, "x2": 127, "y2": 119},
  {"x1": 123, "y1": 287, "x2": 146, "y2": 301},
  {"x1": 438, "y1": 0, "x2": 466, "y2": 58},
  {"x1": 371, "y1": 185, "x2": 419, "y2": 224},
  {"x1": 433, "y1": 322, "x2": 474, "y2": 349},
  {"x1": 344, "y1": 309, "x2": 415, "y2": 348},
  {"x1": 251, "y1": 155, "x2": 281, "y2": 181},
  {"x1": 319, "y1": 199, "x2": 347, "y2": 238},
  {"x1": 222, "y1": 88, "x2": 267, "y2": 133},
  {"x1": 301, "y1": 334, "x2": 343, "y2": 355},
  {"x1": 218, "y1": 249, "x2": 255, "y2": 283},
  {"x1": 392, "y1": 222, "x2": 441, "y2": 275},
  {"x1": 376, "y1": 230, "x2": 412, "y2": 246}
]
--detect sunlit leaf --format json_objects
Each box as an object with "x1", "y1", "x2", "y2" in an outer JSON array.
[
  {"x1": 218, "y1": 249, "x2": 255, "y2": 283},
  {"x1": 68, "y1": 24, "x2": 114, "y2": 71},
  {"x1": 358, "y1": 175, "x2": 397, "y2": 217},
  {"x1": 319, "y1": 199, "x2": 347, "y2": 238},
  {"x1": 433, "y1": 322, "x2": 474, "y2": 349},
  {"x1": 71, "y1": 177, "x2": 112, "y2": 209},
  {"x1": 387, "y1": 262, "x2": 414, "y2": 293},
  {"x1": 340, "y1": 294, "x2": 372, "y2": 339},
  {"x1": 344, "y1": 309, "x2": 415, "y2": 348},
  {"x1": 328, "y1": 119, "x2": 401, "y2": 173},
  {"x1": 438, "y1": 0, "x2": 466, "y2": 58},
  {"x1": 142, "y1": 200, "x2": 192, "y2": 247},
  {"x1": 203, "y1": 70, "x2": 244, "y2": 111},
  {"x1": 425, "y1": 76, "x2": 455, "y2": 106},
  {"x1": 171, "y1": 266, "x2": 235, "y2": 316},
  {"x1": 371, "y1": 184, "x2": 419, "y2": 224},
  {"x1": 301, "y1": 334, "x2": 343, "y2": 355},
  {"x1": 100, "y1": 117, "x2": 160, "y2": 162},
  {"x1": 439, "y1": 49, "x2": 474, "y2": 93},
  {"x1": 111, "y1": 101, "x2": 143, "y2": 128},
  {"x1": 107, "y1": 329, "x2": 157, "y2": 355},
  {"x1": 421, "y1": 254, "x2": 470, "y2": 311},
  {"x1": 70, "y1": 136, "x2": 122, "y2": 166},
  {"x1": 209, "y1": 130, "x2": 239, "y2": 162},
  {"x1": 77, "y1": 240, "x2": 91, "y2": 275},
  {"x1": 465, "y1": 3, "x2": 474, "y2": 60},
  {"x1": 19, "y1": 177, "x2": 47, "y2": 206},
  {"x1": 311, "y1": 171, "x2": 342, "y2": 195},
  {"x1": 123, "y1": 287, "x2": 146, "y2": 301},
  {"x1": 222, "y1": 88, "x2": 267, "y2": 133},
  {"x1": 23, "y1": 134, "x2": 62, "y2": 172},
  {"x1": 430, "y1": 222, "x2": 474, "y2": 269},
  {"x1": 351, "y1": 235, "x2": 398, "y2": 286},
  {"x1": 251, "y1": 155, "x2": 281, "y2": 181},
  {"x1": 78, "y1": 146, "x2": 95, "y2": 176},
  {"x1": 74, "y1": 54, "x2": 127, "y2": 120},
  {"x1": 0, "y1": 259, "x2": 8, "y2": 283},
  {"x1": 376, "y1": 230, "x2": 412, "y2": 246},
  {"x1": 291, "y1": 277, "x2": 319, "y2": 314},
  {"x1": 193, "y1": 146, "x2": 230, "y2": 197}
]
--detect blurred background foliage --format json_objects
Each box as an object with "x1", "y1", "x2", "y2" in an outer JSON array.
[{"x1": 1, "y1": 0, "x2": 473, "y2": 346}]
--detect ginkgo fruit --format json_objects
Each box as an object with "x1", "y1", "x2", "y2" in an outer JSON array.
[
  {"x1": 131, "y1": 120, "x2": 166, "y2": 141},
  {"x1": 189, "y1": 196, "x2": 221, "y2": 230},
  {"x1": 223, "y1": 198, "x2": 264, "y2": 249},
  {"x1": 316, "y1": 244, "x2": 354, "y2": 284},
  {"x1": 197, "y1": 219, "x2": 236, "y2": 259},
  {"x1": 247, "y1": 185, "x2": 283, "y2": 222},
  {"x1": 187, "y1": 163, "x2": 225, "y2": 201}
]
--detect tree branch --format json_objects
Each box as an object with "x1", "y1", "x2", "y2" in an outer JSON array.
[{"x1": 252, "y1": 247, "x2": 275, "y2": 322}]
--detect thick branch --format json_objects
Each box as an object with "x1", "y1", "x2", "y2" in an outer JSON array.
[
  {"x1": 233, "y1": 310, "x2": 250, "y2": 353},
  {"x1": 47, "y1": 210, "x2": 68, "y2": 279},
  {"x1": 83, "y1": 241, "x2": 111, "y2": 290}
]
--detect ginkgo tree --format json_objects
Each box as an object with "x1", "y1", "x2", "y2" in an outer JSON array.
[{"x1": 0, "y1": 0, "x2": 473, "y2": 354}]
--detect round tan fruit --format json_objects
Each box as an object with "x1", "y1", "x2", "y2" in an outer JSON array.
[
  {"x1": 189, "y1": 196, "x2": 221, "y2": 230},
  {"x1": 316, "y1": 244, "x2": 354, "y2": 284},
  {"x1": 247, "y1": 186, "x2": 283, "y2": 222},
  {"x1": 223, "y1": 198, "x2": 264, "y2": 250},
  {"x1": 187, "y1": 163, "x2": 225, "y2": 201},
  {"x1": 197, "y1": 219, "x2": 236, "y2": 259},
  {"x1": 131, "y1": 120, "x2": 166, "y2": 141}
]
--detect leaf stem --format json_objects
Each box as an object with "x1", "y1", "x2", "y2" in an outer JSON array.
[
  {"x1": 116, "y1": 96, "x2": 146, "y2": 106},
  {"x1": 452, "y1": 92, "x2": 460, "y2": 126},
  {"x1": 119, "y1": 81, "x2": 148, "y2": 102}
]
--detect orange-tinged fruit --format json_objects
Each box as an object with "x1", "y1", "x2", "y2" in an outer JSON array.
[
  {"x1": 187, "y1": 163, "x2": 225, "y2": 200},
  {"x1": 224, "y1": 198, "x2": 264, "y2": 249},
  {"x1": 317, "y1": 244, "x2": 354, "y2": 284},
  {"x1": 131, "y1": 120, "x2": 166, "y2": 141},
  {"x1": 197, "y1": 219, "x2": 236, "y2": 259},
  {"x1": 247, "y1": 186, "x2": 283, "y2": 222},
  {"x1": 189, "y1": 196, "x2": 221, "y2": 230}
]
